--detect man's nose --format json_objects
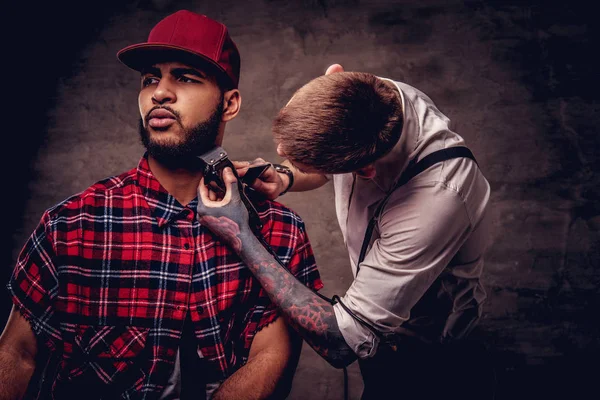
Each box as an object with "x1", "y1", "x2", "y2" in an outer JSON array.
[{"x1": 152, "y1": 80, "x2": 176, "y2": 104}]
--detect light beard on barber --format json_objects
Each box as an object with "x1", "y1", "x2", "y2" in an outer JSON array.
[{"x1": 139, "y1": 99, "x2": 224, "y2": 170}]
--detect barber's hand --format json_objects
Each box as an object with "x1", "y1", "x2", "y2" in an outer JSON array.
[
  {"x1": 197, "y1": 167, "x2": 250, "y2": 253},
  {"x1": 232, "y1": 159, "x2": 286, "y2": 201}
]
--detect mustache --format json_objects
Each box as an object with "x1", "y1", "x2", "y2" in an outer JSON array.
[{"x1": 144, "y1": 106, "x2": 182, "y2": 124}]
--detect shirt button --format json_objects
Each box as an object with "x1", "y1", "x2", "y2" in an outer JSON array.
[
  {"x1": 197, "y1": 306, "x2": 204, "y2": 314},
  {"x1": 183, "y1": 243, "x2": 190, "y2": 250}
]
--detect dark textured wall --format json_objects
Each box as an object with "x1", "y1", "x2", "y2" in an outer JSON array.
[{"x1": 3, "y1": 1, "x2": 598, "y2": 399}]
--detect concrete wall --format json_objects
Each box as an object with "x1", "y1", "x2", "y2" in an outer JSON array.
[{"x1": 3, "y1": 1, "x2": 598, "y2": 399}]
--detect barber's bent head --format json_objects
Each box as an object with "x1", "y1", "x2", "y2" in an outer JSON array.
[{"x1": 274, "y1": 73, "x2": 403, "y2": 177}]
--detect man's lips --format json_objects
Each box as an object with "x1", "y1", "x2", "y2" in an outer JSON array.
[{"x1": 147, "y1": 109, "x2": 177, "y2": 128}]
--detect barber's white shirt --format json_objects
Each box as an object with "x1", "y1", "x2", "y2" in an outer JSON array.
[{"x1": 331, "y1": 78, "x2": 491, "y2": 358}]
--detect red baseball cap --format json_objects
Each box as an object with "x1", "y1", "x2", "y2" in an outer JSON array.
[{"x1": 117, "y1": 10, "x2": 241, "y2": 89}]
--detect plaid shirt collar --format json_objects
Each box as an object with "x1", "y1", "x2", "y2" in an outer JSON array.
[{"x1": 136, "y1": 153, "x2": 199, "y2": 228}]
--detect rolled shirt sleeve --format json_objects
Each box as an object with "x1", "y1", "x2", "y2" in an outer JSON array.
[{"x1": 334, "y1": 179, "x2": 474, "y2": 358}]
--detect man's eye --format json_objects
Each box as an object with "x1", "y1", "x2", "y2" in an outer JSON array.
[
  {"x1": 178, "y1": 76, "x2": 199, "y2": 83},
  {"x1": 142, "y1": 77, "x2": 158, "y2": 87}
]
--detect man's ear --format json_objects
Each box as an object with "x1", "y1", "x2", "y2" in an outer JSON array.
[{"x1": 222, "y1": 89, "x2": 241, "y2": 122}]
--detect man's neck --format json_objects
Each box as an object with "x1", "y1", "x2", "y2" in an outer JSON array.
[{"x1": 148, "y1": 156, "x2": 203, "y2": 206}]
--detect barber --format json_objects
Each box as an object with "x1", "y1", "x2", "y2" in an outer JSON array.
[{"x1": 196, "y1": 64, "x2": 492, "y2": 399}]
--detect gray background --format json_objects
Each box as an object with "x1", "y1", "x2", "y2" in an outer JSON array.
[{"x1": 2, "y1": 0, "x2": 598, "y2": 399}]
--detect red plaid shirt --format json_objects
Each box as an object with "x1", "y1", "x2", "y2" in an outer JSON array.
[{"x1": 8, "y1": 155, "x2": 323, "y2": 399}]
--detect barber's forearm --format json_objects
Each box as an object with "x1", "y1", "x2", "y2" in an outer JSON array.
[
  {"x1": 0, "y1": 349, "x2": 35, "y2": 400},
  {"x1": 281, "y1": 160, "x2": 328, "y2": 192},
  {"x1": 211, "y1": 349, "x2": 290, "y2": 400},
  {"x1": 236, "y1": 231, "x2": 356, "y2": 368}
]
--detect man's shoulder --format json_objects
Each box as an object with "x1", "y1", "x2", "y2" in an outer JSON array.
[
  {"x1": 255, "y1": 198, "x2": 322, "y2": 287},
  {"x1": 44, "y1": 166, "x2": 139, "y2": 220},
  {"x1": 255, "y1": 198, "x2": 306, "y2": 232}
]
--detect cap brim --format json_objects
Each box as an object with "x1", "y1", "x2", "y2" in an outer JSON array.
[{"x1": 117, "y1": 43, "x2": 235, "y2": 88}]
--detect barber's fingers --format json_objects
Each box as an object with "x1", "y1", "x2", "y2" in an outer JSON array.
[
  {"x1": 222, "y1": 167, "x2": 238, "y2": 185},
  {"x1": 232, "y1": 160, "x2": 250, "y2": 177},
  {"x1": 233, "y1": 158, "x2": 271, "y2": 180},
  {"x1": 256, "y1": 166, "x2": 277, "y2": 183},
  {"x1": 325, "y1": 64, "x2": 344, "y2": 75},
  {"x1": 249, "y1": 157, "x2": 267, "y2": 165},
  {"x1": 207, "y1": 180, "x2": 223, "y2": 196},
  {"x1": 250, "y1": 178, "x2": 271, "y2": 194},
  {"x1": 198, "y1": 176, "x2": 235, "y2": 208},
  {"x1": 250, "y1": 178, "x2": 278, "y2": 200},
  {"x1": 221, "y1": 167, "x2": 238, "y2": 205},
  {"x1": 208, "y1": 187, "x2": 217, "y2": 202},
  {"x1": 198, "y1": 177, "x2": 214, "y2": 206}
]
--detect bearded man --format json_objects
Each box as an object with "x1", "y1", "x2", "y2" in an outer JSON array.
[{"x1": 0, "y1": 10, "x2": 322, "y2": 400}]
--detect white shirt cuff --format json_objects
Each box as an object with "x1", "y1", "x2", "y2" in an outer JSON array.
[{"x1": 333, "y1": 301, "x2": 380, "y2": 359}]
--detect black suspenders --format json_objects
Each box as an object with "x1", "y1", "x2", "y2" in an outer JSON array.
[{"x1": 356, "y1": 146, "x2": 478, "y2": 272}]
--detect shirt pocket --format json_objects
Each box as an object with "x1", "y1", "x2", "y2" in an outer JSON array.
[{"x1": 57, "y1": 325, "x2": 149, "y2": 396}]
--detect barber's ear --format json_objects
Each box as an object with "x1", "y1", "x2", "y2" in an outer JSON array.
[
  {"x1": 356, "y1": 165, "x2": 376, "y2": 179},
  {"x1": 222, "y1": 89, "x2": 241, "y2": 122},
  {"x1": 325, "y1": 64, "x2": 345, "y2": 75},
  {"x1": 276, "y1": 144, "x2": 287, "y2": 157}
]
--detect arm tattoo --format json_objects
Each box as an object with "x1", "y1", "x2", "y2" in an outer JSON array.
[
  {"x1": 198, "y1": 216, "x2": 243, "y2": 253},
  {"x1": 221, "y1": 218, "x2": 357, "y2": 368}
]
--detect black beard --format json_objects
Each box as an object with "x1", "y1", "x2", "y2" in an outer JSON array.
[{"x1": 139, "y1": 101, "x2": 224, "y2": 170}]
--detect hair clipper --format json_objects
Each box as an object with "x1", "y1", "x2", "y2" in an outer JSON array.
[{"x1": 196, "y1": 146, "x2": 270, "y2": 233}]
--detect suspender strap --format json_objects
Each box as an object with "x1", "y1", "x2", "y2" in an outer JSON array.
[{"x1": 356, "y1": 147, "x2": 477, "y2": 270}]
